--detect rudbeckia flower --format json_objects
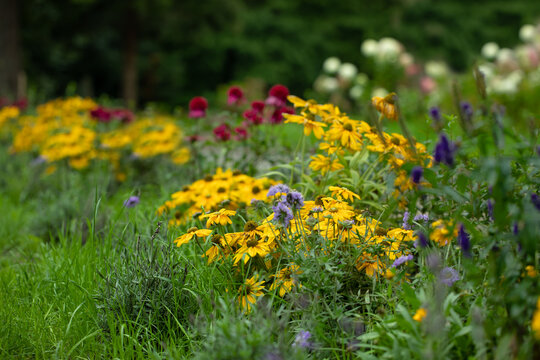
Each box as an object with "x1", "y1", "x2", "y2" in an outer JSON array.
[
  {"x1": 174, "y1": 227, "x2": 212, "y2": 247},
  {"x1": 201, "y1": 208, "x2": 236, "y2": 227},
  {"x1": 372, "y1": 93, "x2": 398, "y2": 121},
  {"x1": 238, "y1": 276, "x2": 265, "y2": 312},
  {"x1": 328, "y1": 186, "x2": 360, "y2": 202}
]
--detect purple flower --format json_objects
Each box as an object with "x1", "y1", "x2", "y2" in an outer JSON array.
[
  {"x1": 402, "y1": 211, "x2": 411, "y2": 230},
  {"x1": 458, "y1": 224, "x2": 471, "y2": 258},
  {"x1": 513, "y1": 222, "x2": 519, "y2": 235},
  {"x1": 531, "y1": 193, "x2": 540, "y2": 212},
  {"x1": 411, "y1": 166, "x2": 423, "y2": 184},
  {"x1": 439, "y1": 267, "x2": 460, "y2": 286},
  {"x1": 416, "y1": 231, "x2": 429, "y2": 248},
  {"x1": 460, "y1": 101, "x2": 473, "y2": 122},
  {"x1": 434, "y1": 133, "x2": 455, "y2": 166},
  {"x1": 272, "y1": 202, "x2": 293, "y2": 227},
  {"x1": 391, "y1": 254, "x2": 413, "y2": 268},
  {"x1": 267, "y1": 184, "x2": 290, "y2": 197},
  {"x1": 536, "y1": 145, "x2": 540, "y2": 157},
  {"x1": 123, "y1": 195, "x2": 140, "y2": 208},
  {"x1": 429, "y1": 106, "x2": 442, "y2": 123},
  {"x1": 487, "y1": 199, "x2": 494, "y2": 220},
  {"x1": 413, "y1": 213, "x2": 429, "y2": 223},
  {"x1": 311, "y1": 206, "x2": 323, "y2": 213},
  {"x1": 293, "y1": 331, "x2": 312, "y2": 349},
  {"x1": 285, "y1": 191, "x2": 304, "y2": 210}
]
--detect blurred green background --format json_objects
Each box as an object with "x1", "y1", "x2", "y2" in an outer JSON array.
[{"x1": 1, "y1": 0, "x2": 539, "y2": 107}]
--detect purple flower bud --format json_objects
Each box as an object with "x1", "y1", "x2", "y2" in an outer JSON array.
[
  {"x1": 123, "y1": 195, "x2": 140, "y2": 208},
  {"x1": 512, "y1": 222, "x2": 519, "y2": 235},
  {"x1": 460, "y1": 101, "x2": 473, "y2": 122},
  {"x1": 402, "y1": 211, "x2": 411, "y2": 230},
  {"x1": 293, "y1": 331, "x2": 312, "y2": 349},
  {"x1": 458, "y1": 224, "x2": 471, "y2": 258},
  {"x1": 416, "y1": 231, "x2": 429, "y2": 248},
  {"x1": 411, "y1": 166, "x2": 423, "y2": 184},
  {"x1": 439, "y1": 267, "x2": 460, "y2": 286},
  {"x1": 531, "y1": 193, "x2": 540, "y2": 212},
  {"x1": 413, "y1": 213, "x2": 429, "y2": 223},
  {"x1": 434, "y1": 133, "x2": 455, "y2": 166},
  {"x1": 487, "y1": 199, "x2": 494, "y2": 220},
  {"x1": 429, "y1": 106, "x2": 442, "y2": 122}
]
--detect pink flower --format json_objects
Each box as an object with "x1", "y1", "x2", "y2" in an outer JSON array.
[
  {"x1": 90, "y1": 106, "x2": 113, "y2": 123},
  {"x1": 227, "y1": 86, "x2": 244, "y2": 106},
  {"x1": 189, "y1": 96, "x2": 208, "y2": 118},
  {"x1": 243, "y1": 100, "x2": 265, "y2": 125},
  {"x1": 270, "y1": 106, "x2": 294, "y2": 124},
  {"x1": 265, "y1": 84, "x2": 289, "y2": 107},
  {"x1": 234, "y1": 126, "x2": 249, "y2": 140},
  {"x1": 420, "y1": 76, "x2": 436, "y2": 94},
  {"x1": 111, "y1": 109, "x2": 135, "y2": 123},
  {"x1": 213, "y1": 123, "x2": 231, "y2": 141}
]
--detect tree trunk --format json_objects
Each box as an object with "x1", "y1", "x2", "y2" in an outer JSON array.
[
  {"x1": 0, "y1": 0, "x2": 22, "y2": 99},
  {"x1": 122, "y1": 7, "x2": 138, "y2": 109}
]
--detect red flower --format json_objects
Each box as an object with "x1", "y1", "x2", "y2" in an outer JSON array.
[
  {"x1": 243, "y1": 101, "x2": 265, "y2": 125},
  {"x1": 186, "y1": 134, "x2": 201, "y2": 143},
  {"x1": 90, "y1": 106, "x2": 113, "y2": 123},
  {"x1": 189, "y1": 96, "x2": 208, "y2": 118},
  {"x1": 266, "y1": 84, "x2": 289, "y2": 107},
  {"x1": 213, "y1": 123, "x2": 231, "y2": 141},
  {"x1": 234, "y1": 126, "x2": 249, "y2": 140},
  {"x1": 227, "y1": 86, "x2": 244, "y2": 106},
  {"x1": 12, "y1": 97, "x2": 28, "y2": 110},
  {"x1": 112, "y1": 109, "x2": 135, "y2": 123},
  {"x1": 251, "y1": 100, "x2": 265, "y2": 113},
  {"x1": 270, "y1": 106, "x2": 294, "y2": 124}
]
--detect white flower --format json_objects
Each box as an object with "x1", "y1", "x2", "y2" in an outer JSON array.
[
  {"x1": 361, "y1": 39, "x2": 379, "y2": 57},
  {"x1": 399, "y1": 53, "x2": 414, "y2": 67},
  {"x1": 481, "y1": 42, "x2": 499, "y2": 59},
  {"x1": 354, "y1": 73, "x2": 369, "y2": 86},
  {"x1": 496, "y1": 48, "x2": 514, "y2": 64},
  {"x1": 519, "y1": 24, "x2": 536, "y2": 43},
  {"x1": 425, "y1": 61, "x2": 449, "y2": 78},
  {"x1": 323, "y1": 57, "x2": 341, "y2": 74},
  {"x1": 338, "y1": 63, "x2": 358, "y2": 81},
  {"x1": 349, "y1": 85, "x2": 364, "y2": 100},
  {"x1": 314, "y1": 76, "x2": 339, "y2": 93},
  {"x1": 478, "y1": 63, "x2": 495, "y2": 80}
]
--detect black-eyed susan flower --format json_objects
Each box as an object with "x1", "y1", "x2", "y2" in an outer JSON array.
[
  {"x1": 326, "y1": 118, "x2": 363, "y2": 151},
  {"x1": 309, "y1": 154, "x2": 344, "y2": 174},
  {"x1": 270, "y1": 264, "x2": 302, "y2": 297},
  {"x1": 200, "y1": 208, "x2": 236, "y2": 227},
  {"x1": 413, "y1": 308, "x2": 427, "y2": 322},
  {"x1": 238, "y1": 276, "x2": 265, "y2": 312},
  {"x1": 372, "y1": 93, "x2": 398, "y2": 121},
  {"x1": 174, "y1": 227, "x2": 212, "y2": 247},
  {"x1": 430, "y1": 219, "x2": 458, "y2": 246},
  {"x1": 328, "y1": 186, "x2": 360, "y2": 202},
  {"x1": 233, "y1": 236, "x2": 271, "y2": 264}
]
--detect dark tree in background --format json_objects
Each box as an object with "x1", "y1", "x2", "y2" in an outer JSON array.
[
  {"x1": 0, "y1": 0, "x2": 23, "y2": 99},
  {"x1": 4, "y1": 0, "x2": 540, "y2": 108}
]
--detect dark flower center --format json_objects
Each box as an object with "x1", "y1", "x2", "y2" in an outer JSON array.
[
  {"x1": 343, "y1": 123, "x2": 353, "y2": 131},
  {"x1": 244, "y1": 221, "x2": 258, "y2": 232}
]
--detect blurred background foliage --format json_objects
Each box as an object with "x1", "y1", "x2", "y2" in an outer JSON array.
[{"x1": 3, "y1": 0, "x2": 540, "y2": 107}]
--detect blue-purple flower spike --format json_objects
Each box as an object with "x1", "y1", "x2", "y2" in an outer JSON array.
[
  {"x1": 429, "y1": 106, "x2": 442, "y2": 123},
  {"x1": 458, "y1": 224, "x2": 471, "y2": 257},
  {"x1": 531, "y1": 193, "x2": 540, "y2": 212},
  {"x1": 411, "y1": 166, "x2": 423, "y2": 184},
  {"x1": 416, "y1": 231, "x2": 429, "y2": 248},
  {"x1": 434, "y1": 133, "x2": 455, "y2": 166}
]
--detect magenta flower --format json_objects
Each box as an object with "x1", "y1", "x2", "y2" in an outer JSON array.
[
  {"x1": 227, "y1": 86, "x2": 244, "y2": 106},
  {"x1": 265, "y1": 84, "x2": 289, "y2": 107},
  {"x1": 213, "y1": 123, "x2": 231, "y2": 141},
  {"x1": 188, "y1": 96, "x2": 208, "y2": 118}
]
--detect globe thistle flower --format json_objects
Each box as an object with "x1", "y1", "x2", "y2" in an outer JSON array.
[
  {"x1": 188, "y1": 96, "x2": 208, "y2": 118},
  {"x1": 266, "y1": 84, "x2": 290, "y2": 107},
  {"x1": 439, "y1": 267, "x2": 460, "y2": 286},
  {"x1": 227, "y1": 86, "x2": 244, "y2": 106},
  {"x1": 272, "y1": 202, "x2": 294, "y2": 228},
  {"x1": 285, "y1": 191, "x2": 304, "y2": 210}
]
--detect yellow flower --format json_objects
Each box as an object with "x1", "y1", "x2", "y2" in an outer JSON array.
[
  {"x1": 525, "y1": 265, "x2": 537, "y2": 278},
  {"x1": 326, "y1": 118, "x2": 363, "y2": 151},
  {"x1": 532, "y1": 297, "x2": 540, "y2": 339},
  {"x1": 238, "y1": 276, "x2": 265, "y2": 312},
  {"x1": 372, "y1": 93, "x2": 398, "y2": 121},
  {"x1": 309, "y1": 154, "x2": 344, "y2": 174},
  {"x1": 200, "y1": 208, "x2": 236, "y2": 227},
  {"x1": 413, "y1": 308, "x2": 427, "y2": 322},
  {"x1": 319, "y1": 142, "x2": 344, "y2": 156},
  {"x1": 233, "y1": 236, "x2": 271, "y2": 264},
  {"x1": 328, "y1": 186, "x2": 360, "y2": 202},
  {"x1": 270, "y1": 264, "x2": 302, "y2": 297},
  {"x1": 174, "y1": 227, "x2": 212, "y2": 247},
  {"x1": 430, "y1": 220, "x2": 458, "y2": 246}
]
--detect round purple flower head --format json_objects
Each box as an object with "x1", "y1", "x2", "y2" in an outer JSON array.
[
  {"x1": 124, "y1": 195, "x2": 140, "y2": 208},
  {"x1": 272, "y1": 202, "x2": 293, "y2": 227},
  {"x1": 267, "y1": 184, "x2": 290, "y2": 197},
  {"x1": 285, "y1": 191, "x2": 304, "y2": 210},
  {"x1": 402, "y1": 211, "x2": 411, "y2": 230},
  {"x1": 391, "y1": 254, "x2": 413, "y2": 268},
  {"x1": 439, "y1": 267, "x2": 460, "y2": 286},
  {"x1": 293, "y1": 331, "x2": 312, "y2": 349}
]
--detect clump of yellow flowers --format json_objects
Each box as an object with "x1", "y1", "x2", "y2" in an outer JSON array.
[
  {"x1": 5, "y1": 97, "x2": 190, "y2": 178},
  {"x1": 284, "y1": 95, "x2": 431, "y2": 203},
  {"x1": 162, "y1": 178, "x2": 417, "y2": 313}
]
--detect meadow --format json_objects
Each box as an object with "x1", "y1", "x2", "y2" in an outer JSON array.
[{"x1": 0, "y1": 29, "x2": 540, "y2": 360}]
